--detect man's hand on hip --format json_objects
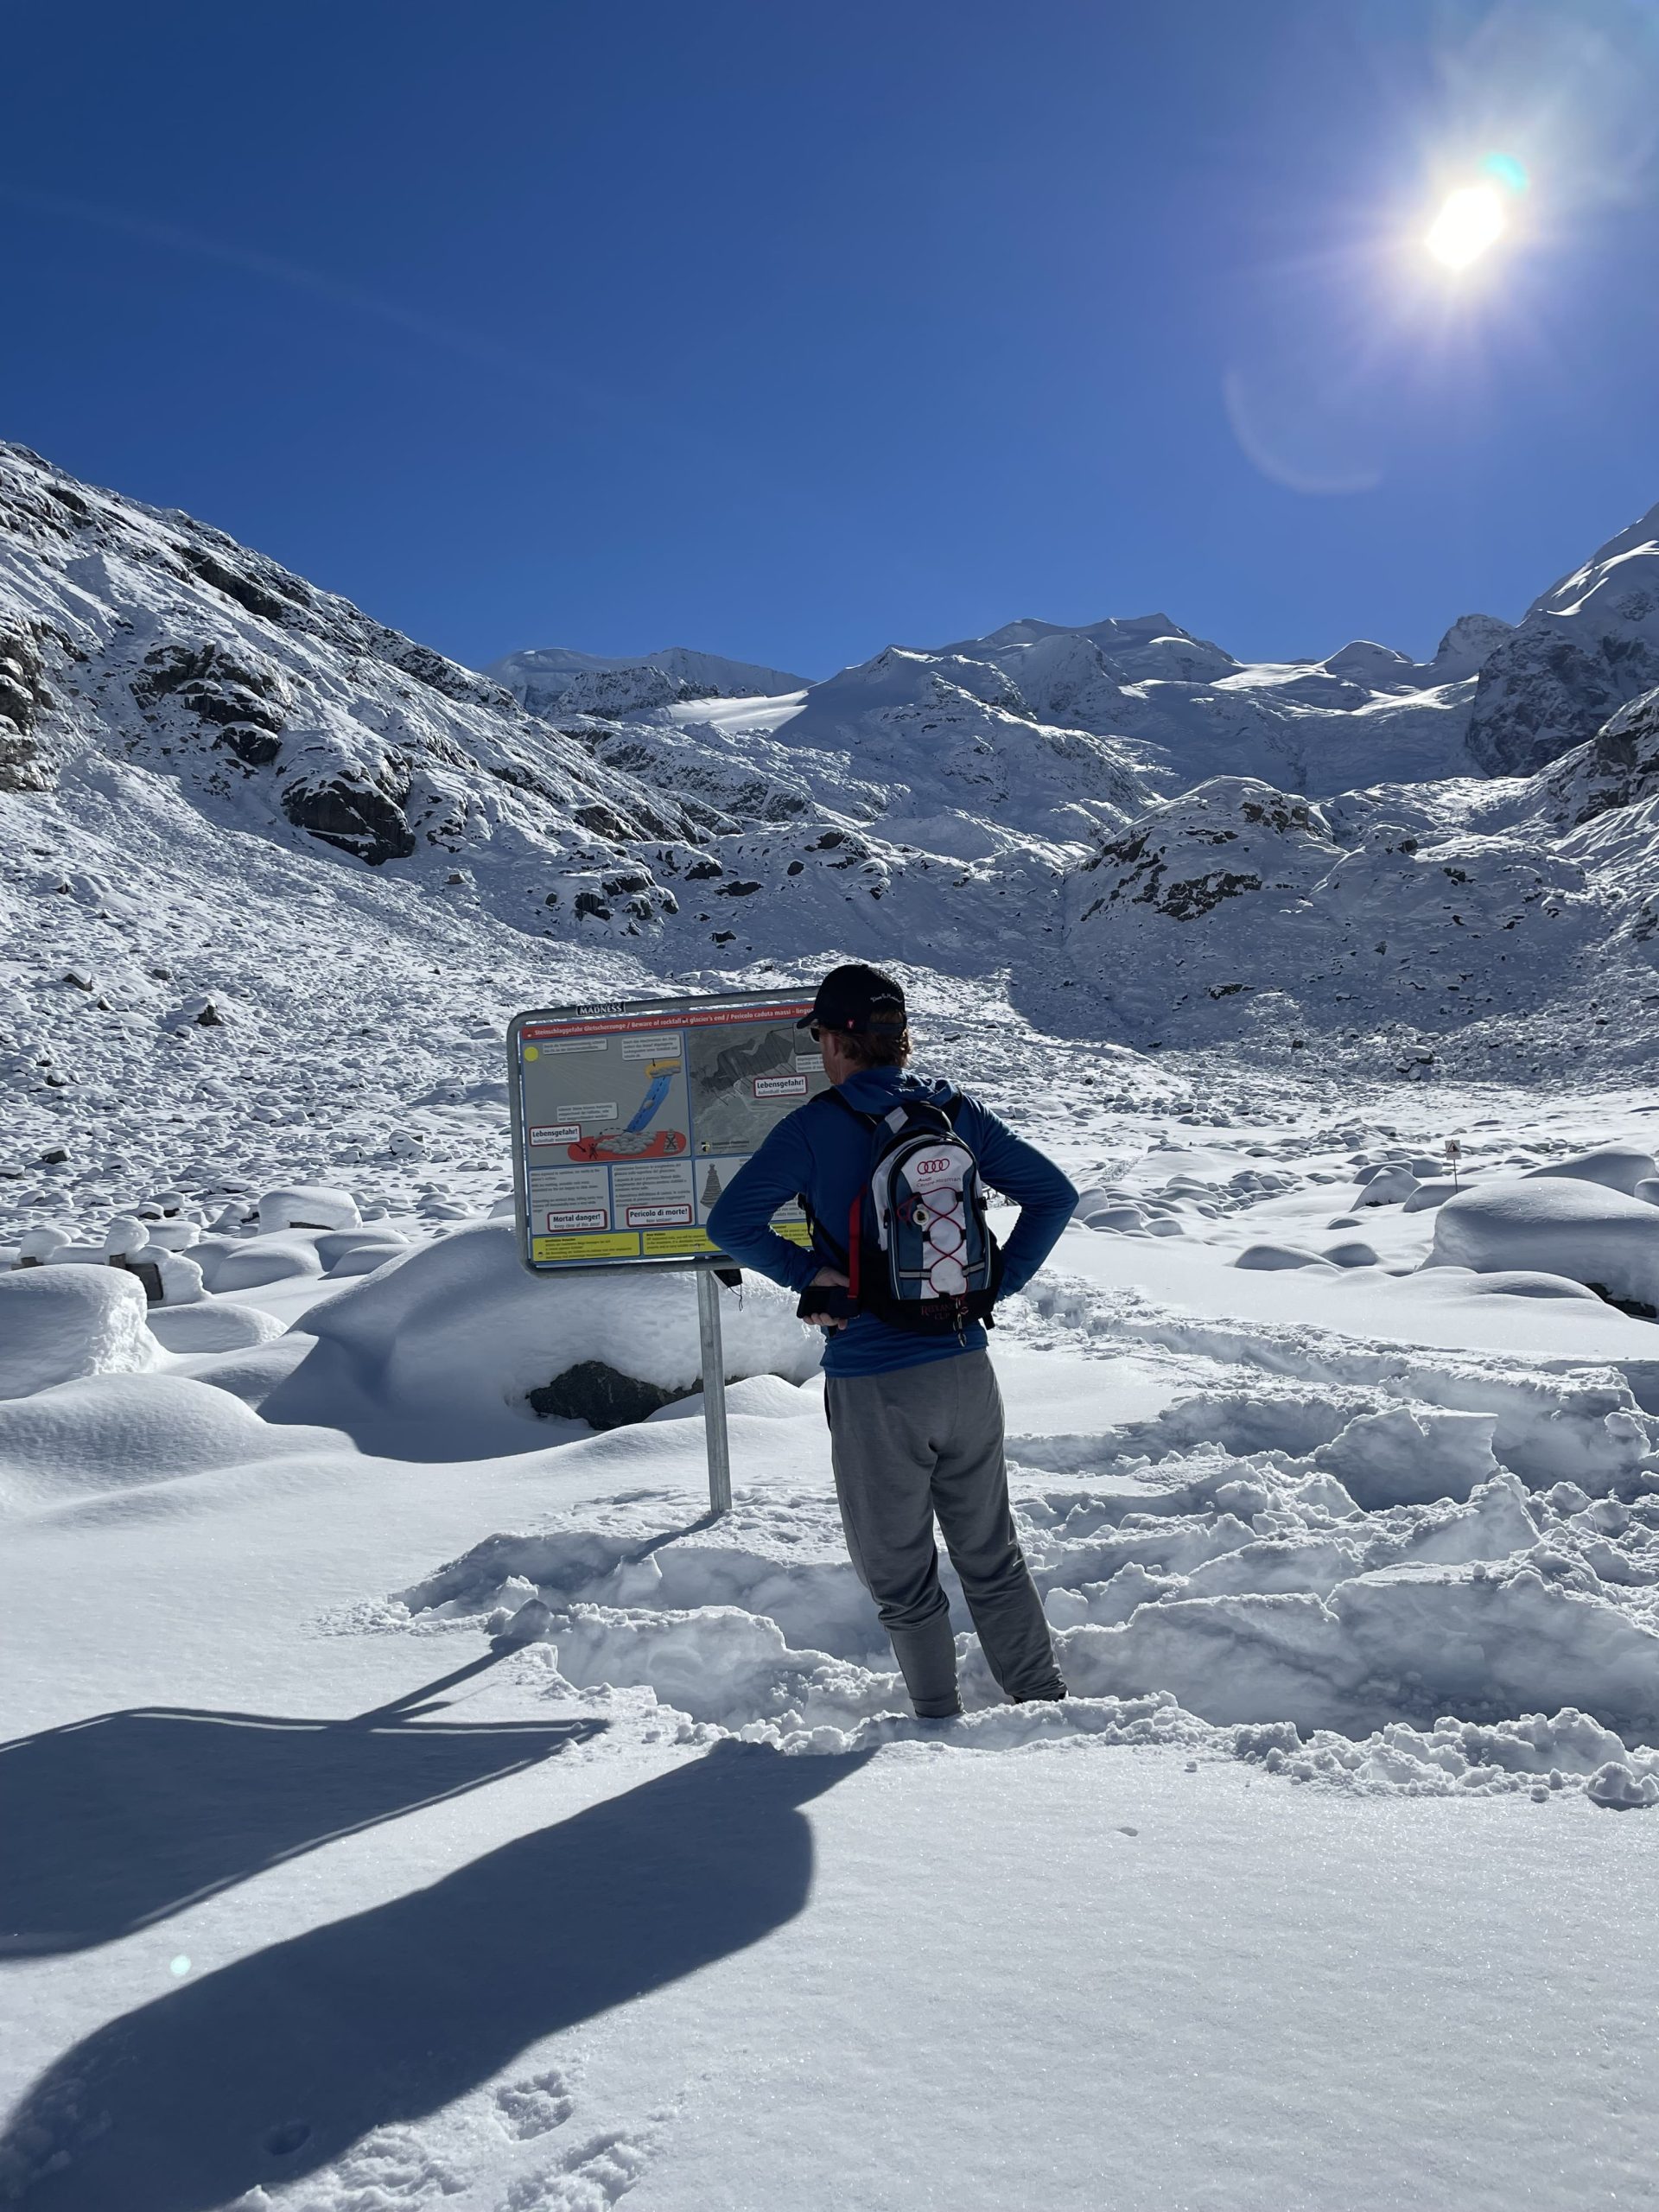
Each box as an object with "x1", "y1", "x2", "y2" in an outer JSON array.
[{"x1": 801, "y1": 1266, "x2": 851, "y2": 1330}]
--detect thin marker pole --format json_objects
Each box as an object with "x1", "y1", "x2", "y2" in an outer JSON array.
[{"x1": 696, "y1": 1268, "x2": 733, "y2": 1516}]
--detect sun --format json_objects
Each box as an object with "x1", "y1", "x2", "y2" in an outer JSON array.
[{"x1": 1425, "y1": 183, "x2": 1507, "y2": 270}]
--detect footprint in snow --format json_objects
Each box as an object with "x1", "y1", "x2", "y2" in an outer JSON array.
[
  {"x1": 496, "y1": 2126, "x2": 655, "y2": 2212},
  {"x1": 493, "y1": 2068, "x2": 576, "y2": 2141}
]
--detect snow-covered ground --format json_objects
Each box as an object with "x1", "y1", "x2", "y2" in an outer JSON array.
[
  {"x1": 6, "y1": 441, "x2": 1659, "y2": 2207},
  {"x1": 5, "y1": 1071, "x2": 1659, "y2": 2210}
]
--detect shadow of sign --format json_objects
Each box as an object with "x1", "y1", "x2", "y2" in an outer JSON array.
[
  {"x1": 0, "y1": 1739, "x2": 869, "y2": 2211},
  {"x1": 0, "y1": 1682, "x2": 604, "y2": 1958}
]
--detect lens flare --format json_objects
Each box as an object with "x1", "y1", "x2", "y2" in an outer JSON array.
[
  {"x1": 1481, "y1": 151, "x2": 1529, "y2": 196},
  {"x1": 1426, "y1": 183, "x2": 1506, "y2": 269}
]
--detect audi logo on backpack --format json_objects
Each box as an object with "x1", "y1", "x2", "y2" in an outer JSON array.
[{"x1": 802, "y1": 1091, "x2": 1002, "y2": 1337}]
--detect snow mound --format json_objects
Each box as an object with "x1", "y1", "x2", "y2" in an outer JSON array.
[
  {"x1": 316, "y1": 1228, "x2": 410, "y2": 1272},
  {"x1": 1433, "y1": 1269, "x2": 1603, "y2": 1302},
  {"x1": 259, "y1": 1221, "x2": 817, "y2": 1457},
  {"x1": 0, "y1": 1268, "x2": 157, "y2": 1400},
  {"x1": 1430, "y1": 1179, "x2": 1659, "y2": 1311},
  {"x1": 1234, "y1": 1244, "x2": 1332, "y2": 1271},
  {"x1": 201, "y1": 1234, "x2": 325, "y2": 1291},
  {"x1": 1523, "y1": 1147, "x2": 1658, "y2": 1197},
  {"x1": 143, "y1": 1300, "x2": 286, "y2": 1353},
  {"x1": 0, "y1": 1373, "x2": 328, "y2": 1511}
]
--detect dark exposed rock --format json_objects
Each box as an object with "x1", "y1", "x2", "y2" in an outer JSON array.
[
  {"x1": 0, "y1": 623, "x2": 56, "y2": 791},
  {"x1": 1541, "y1": 684, "x2": 1659, "y2": 826},
  {"x1": 132, "y1": 644, "x2": 288, "y2": 741},
  {"x1": 527, "y1": 1359, "x2": 703, "y2": 1429},
  {"x1": 1153, "y1": 869, "x2": 1263, "y2": 920},
  {"x1": 573, "y1": 799, "x2": 644, "y2": 842},
  {"x1": 214, "y1": 723, "x2": 284, "y2": 767},
  {"x1": 178, "y1": 547, "x2": 303, "y2": 625},
  {"x1": 280, "y1": 772, "x2": 416, "y2": 865}
]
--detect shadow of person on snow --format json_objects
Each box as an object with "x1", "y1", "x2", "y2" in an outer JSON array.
[
  {"x1": 0, "y1": 1662, "x2": 603, "y2": 1957},
  {"x1": 0, "y1": 1738, "x2": 871, "y2": 2211}
]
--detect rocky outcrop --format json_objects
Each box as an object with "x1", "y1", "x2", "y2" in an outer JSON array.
[
  {"x1": 1466, "y1": 503, "x2": 1659, "y2": 775},
  {"x1": 281, "y1": 766, "x2": 417, "y2": 865},
  {"x1": 0, "y1": 623, "x2": 55, "y2": 791},
  {"x1": 0, "y1": 440, "x2": 702, "y2": 925},
  {"x1": 1539, "y1": 684, "x2": 1659, "y2": 825}
]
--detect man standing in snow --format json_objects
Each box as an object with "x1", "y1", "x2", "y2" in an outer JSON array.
[{"x1": 707, "y1": 963, "x2": 1075, "y2": 1719}]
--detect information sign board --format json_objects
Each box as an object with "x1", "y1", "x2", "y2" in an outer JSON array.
[{"x1": 507, "y1": 988, "x2": 831, "y2": 1274}]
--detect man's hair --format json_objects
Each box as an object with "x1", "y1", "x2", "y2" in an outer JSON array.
[{"x1": 836, "y1": 1025, "x2": 912, "y2": 1071}]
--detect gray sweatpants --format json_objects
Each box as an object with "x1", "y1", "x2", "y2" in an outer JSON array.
[{"x1": 824, "y1": 1350, "x2": 1065, "y2": 1717}]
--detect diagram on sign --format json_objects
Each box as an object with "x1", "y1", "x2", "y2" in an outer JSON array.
[
  {"x1": 567, "y1": 1057, "x2": 688, "y2": 1161},
  {"x1": 687, "y1": 1023, "x2": 813, "y2": 1152}
]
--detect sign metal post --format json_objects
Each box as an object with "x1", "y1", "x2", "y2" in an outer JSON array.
[
  {"x1": 695, "y1": 1268, "x2": 733, "y2": 1516},
  {"x1": 506, "y1": 987, "x2": 830, "y2": 1520}
]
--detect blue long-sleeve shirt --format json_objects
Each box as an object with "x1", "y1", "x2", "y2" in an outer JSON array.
[{"x1": 706, "y1": 1065, "x2": 1077, "y2": 1376}]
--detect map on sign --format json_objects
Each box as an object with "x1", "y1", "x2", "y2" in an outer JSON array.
[{"x1": 508, "y1": 988, "x2": 831, "y2": 1271}]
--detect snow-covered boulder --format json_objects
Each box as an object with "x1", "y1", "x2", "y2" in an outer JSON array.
[
  {"x1": 321, "y1": 1241, "x2": 410, "y2": 1278},
  {"x1": 1435, "y1": 1269, "x2": 1603, "y2": 1303},
  {"x1": 1402, "y1": 1179, "x2": 1462, "y2": 1212},
  {"x1": 0, "y1": 1268, "x2": 158, "y2": 1399},
  {"x1": 203, "y1": 1235, "x2": 325, "y2": 1292},
  {"x1": 258, "y1": 1185, "x2": 360, "y2": 1231},
  {"x1": 1523, "y1": 1148, "x2": 1658, "y2": 1198},
  {"x1": 143, "y1": 1219, "x2": 200, "y2": 1252},
  {"x1": 1235, "y1": 1244, "x2": 1331, "y2": 1271},
  {"x1": 1357, "y1": 1166, "x2": 1420, "y2": 1207},
  {"x1": 1429, "y1": 1179, "x2": 1659, "y2": 1313},
  {"x1": 1323, "y1": 1241, "x2": 1381, "y2": 1268},
  {"x1": 258, "y1": 1220, "x2": 819, "y2": 1457},
  {"x1": 316, "y1": 1227, "x2": 411, "y2": 1275},
  {"x1": 153, "y1": 1252, "x2": 206, "y2": 1305},
  {"x1": 144, "y1": 1300, "x2": 286, "y2": 1352}
]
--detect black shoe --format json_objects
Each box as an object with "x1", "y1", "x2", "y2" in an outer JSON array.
[{"x1": 1012, "y1": 1682, "x2": 1067, "y2": 1704}]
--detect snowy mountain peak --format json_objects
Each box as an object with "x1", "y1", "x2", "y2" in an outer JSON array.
[
  {"x1": 488, "y1": 643, "x2": 809, "y2": 721},
  {"x1": 5, "y1": 438, "x2": 1659, "y2": 1096},
  {"x1": 1429, "y1": 613, "x2": 1514, "y2": 682},
  {"x1": 1466, "y1": 499, "x2": 1659, "y2": 775}
]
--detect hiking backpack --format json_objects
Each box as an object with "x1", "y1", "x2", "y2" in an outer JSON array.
[{"x1": 809, "y1": 1090, "x2": 1002, "y2": 1335}]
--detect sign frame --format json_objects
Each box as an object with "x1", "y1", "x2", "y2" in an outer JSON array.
[{"x1": 506, "y1": 987, "x2": 828, "y2": 1280}]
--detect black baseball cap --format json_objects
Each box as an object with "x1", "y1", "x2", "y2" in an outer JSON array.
[{"x1": 797, "y1": 963, "x2": 908, "y2": 1035}]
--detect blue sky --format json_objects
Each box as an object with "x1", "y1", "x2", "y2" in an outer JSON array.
[{"x1": 3, "y1": 1, "x2": 1656, "y2": 678}]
